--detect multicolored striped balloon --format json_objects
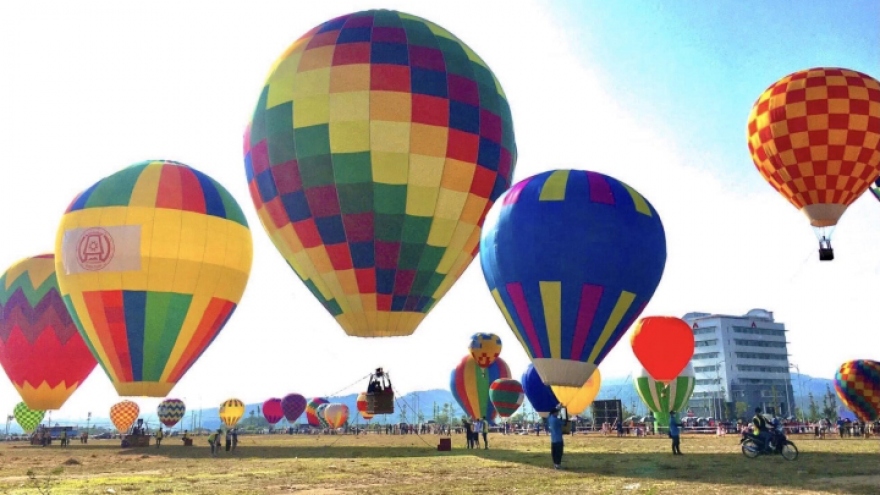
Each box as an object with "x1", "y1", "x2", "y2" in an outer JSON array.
[
  {"x1": 13, "y1": 402, "x2": 45, "y2": 433},
  {"x1": 110, "y1": 400, "x2": 140, "y2": 433},
  {"x1": 315, "y1": 403, "x2": 331, "y2": 428},
  {"x1": 551, "y1": 368, "x2": 602, "y2": 415},
  {"x1": 244, "y1": 9, "x2": 517, "y2": 338},
  {"x1": 324, "y1": 403, "x2": 350, "y2": 429},
  {"x1": 469, "y1": 332, "x2": 502, "y2": 368},
  {"x1": 281, "y1": 393, "x2": 307, "y2": 423},
  {"x1": 54, "y1": 160, "x2": 253, "y2": 397},
  {"x1": 356, "y1": 392, "x2": 374, "y2": 421},
  {"x1": 834, "y1": 360, "x2": 880, "y2": 422},
  {"x1": 634, "y1": 363, "x2": 695, "y2": 429},
  {"x1": 263, "y1": 398, "x2": 284, "y2": 425},
  {"x1": 481, "y1": 170, "x2": 667, "y2": 387},
  {"x1": 306, "y1": 397, "x2": 328, "y2": 427},
  {"x1": 0, "y1": 255, "x2": 97, "y2": 410},
  {"x1": 157, "y1": 398, "x2": 186, "y2": 428},
  {"x1": 450, "y1": 355, "x2": 510, "y2": 421},
  {"x1": 488, "y1": 378, "x2": 523, "y2": 418},
  {"x1": 219, "y1": 399, "x2": 245, "y2": 428}
]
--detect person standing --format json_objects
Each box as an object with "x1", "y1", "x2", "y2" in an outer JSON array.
[
  {"x1": 231, "y1": 428, "x2": 239, "y2": 451},
  {"x1": 208, "y1": 430, "x2": 219, "y2": 456},
  {"x1": 548, "y1": 407, "x2": 565, "y2": 469},
  {"x1": 225, "y1": 429, "x2": 232, "y2": 452},
  {"x1": 479, "y1": 417, "x2": 489, "y2": 449},
  {"x1": 668, "y1": 411, "x2": 683, "y2": 455},
  {"x1": 462, "y1": 419, "x2": 473, "y2": 449},
  {"x1": 472, "y1": 418, "x2": 483, "y2": 449},
  {"x1": 155, "y1": 428, "x2": 163, "y2": 448}
]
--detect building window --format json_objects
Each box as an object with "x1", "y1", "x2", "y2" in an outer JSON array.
[
  {"x1": 693, "y1": 352, "x2": 720, "y2": 360},
  {"x1": 737, "y1": 365, "x2": 788, "y2": 373},
  {"x1": 733, "y1": 339, "x2": 786, "y2": 348},
  {"x1": 695, "y1": 339, "x2": 718, "y2": 347},
  {"x1": 732, "y1": 326, "x2": 785, "y2": 337},
  {"x1": 693, "y1": 327, "x2": 717, "y2": 336},
  {"x1": 734, "y1": 352, "x2": 787, "y2": 361},
  {"x1": 695, "y1": 378, "x2": 721, "y2": 385},
  {"x1": 738, "y1": 379, "x2": 788, "y2": 386},
  {"x1": 694, "y1": 366, "x2": 718, "y2": 373}
]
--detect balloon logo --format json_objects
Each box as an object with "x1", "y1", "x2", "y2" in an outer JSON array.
[
  {"x1": 450, "y1": 355, "x2": 511, "y2": 421},
  {"x1": 469, "y1": 333, "x2": 502, "y2": 368},
  {"x1": 0, "y1": 254, "x2": 98, "y2": 410},
  {"x1": 263, "y1": 398, "x2": 284, "y2": 425},
  {"x1": 110, "y1": 400, "x2": 140, "y2": 433},
  {"x1": 834, "y1": 360, "x2": 880, "y2": 422},
  {"x1": 634, "y1": 363, "x2": 695, "y2": 429},
  {"x1": 521, "y1": 364, "x2": 558, "y2": 419},
  {"x1": 306, "y1": 398, "x2": 329, "y2": 427},
  {"x1": 13, "y1": 402, "x2": 45, "y2": 433},
  {"x1": 54, "y1": 160, "x2": 253, "y2": 397},
  {"x1": 324, "y1": 403, "x2": 350, "y2": 429},
  {"x1": 281, "y1": 393, "x2": 307, "y2": 423},
  {"x1": 489, "y1": 378, "x2": 524, "y2": 418},
  {"x1": 551, "y1": 368, "x2": 602, "y2": 415},
  {"x1": 481, "y1": 170, "x2": 667, "y2": 386},
  {"x1": 747, "y1": 67, "x2": 880, "y2": 260},
  {"x1": 356, "y1": 392, "x2": 374, "y2": 421},
  {"x1": 630, "y1": 316, "x2": 694, "y2": 384},
  {"x1": 244, "y1": 9, "x2": 518, "y2": 338},
  {"x1": 219, "y1": 399, "x2": 245, "y2": 428},
  {"x1": 157, "y1": 398, "x2": 186, "y2": 428}
]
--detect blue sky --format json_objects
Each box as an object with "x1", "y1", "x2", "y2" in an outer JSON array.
[{"x1": 0, "y1": 0, "x2": 878, "y2": 421}]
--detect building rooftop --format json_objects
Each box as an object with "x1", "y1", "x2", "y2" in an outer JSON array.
[{"x1": 682, "y1": 308, "x2": 775, "y2": 322}]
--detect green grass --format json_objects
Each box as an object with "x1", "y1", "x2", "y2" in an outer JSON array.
[{"x1": 0, "y1": 433, "x2": 877, "y2": 494}]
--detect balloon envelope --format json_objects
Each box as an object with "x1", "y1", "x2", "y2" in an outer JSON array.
[
  {"x1": 244, "y1": 9, "x2": 517, "y2": 338},
  {"x1": 54, "y1": 160, "x2": 253, "y2": 397},
  {"x1": 0, "y1": 255, "x2": 98, "y2": 410},
  {"x1": 834, "y1": 360, "x2": 880, "y2": 422},
  {"x1": 747, "y1": 68, "x2": 880, "y2": 230},
  {"x1": 110, "y1": 400, "x2": 140, "y2": 433},
  {"x1": 634, "y1": 364, "x2": 695, "y2": 428},
  {"x1": 469, "y1": 333, "x2": 502, "y2": 368},
  {"x1": 481, "y1": 170, "x2": 667, "y2": 386},
  {"x1": 324, "y1": 403, "x2": 350, "y2": 429},
  {"x1": 13, "y1": 402, "x2": 45, "y2": 433},
  {"x1": 450, "y1": 355, "x2": 511, "y2": 421},
  {"x1": 281, "y1": 393, "x2": 307, "y2": 423},
  {"x1": 521, "y1": 364, "x2": 558, "y2": 418},
  {"x1": 263, "y1": 398, "x2": 284, "y2": 425},
  {"x1": 356, "y1": 392, "x2": 374, "y2": 421},
  {"x1": 551, "y1": 368, "x2": 602, "y2": 415},
  {"x1": 219, "y1": 399, "x2": 245, "y2": 428},
  {"x1": 315, "y1": 403, "x2": 331, "y2": 428},
  {"x1": 306, "y1": 398, "x2": 328, "y2": 427},
  {"x1": 489, "y1": 378, "x2": 523, "y2": 418},
  {"x1": 630, "y1": 316, "x2": 694, "y2": 384},
  {"x1": 157, "y1": 398, "x2": 186, "y2": 428}
]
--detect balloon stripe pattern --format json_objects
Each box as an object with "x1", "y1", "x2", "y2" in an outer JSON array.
[
  {"x1": 834, "y1": 360, "x2": 880, "y2": 422},
  {"x1": 157, "y1": 398, "x2": 186, "y2": 428},
  {"x1": 634, "y1": 364, "x2": 695, "y2": 428},
  {"x1": 356, "y1": 392, "x2": 374, "y2": 420},
  {"x1": 324, "y1": 403, "x2": 350, "y2": 428},
  {"x1": 14, "y1": 402, "x2": 45, "y2": 433},
  {"x1": 219, "y1": 399, "x2": 245, "y2": 428},
  {"x1": 244, "y1": 9, "x2": 517, "y2": 337},
  {"x1": 263, "y1": 398, "x2": 284, "y2": 425},
  {"x1": 110, "y1": 400, "x2": 140, "y2": 433},
  {"x1": 315, "y1": 403, "x2": 331, "y2": 428},
  {"x1": 450, "y1": 355, "x2": 510, "y2": 421},
  {"x1": 281, "y1": 393, "x2": 307, "y2": 423},
  {"x1": 488, "y1": 378, "x2": 523, "y2": 418},
  {"x1": 306, "y1": 397, "x2": 329, "y2": 427},
  {"x1": 55, "y1": 160, "x2": 253, "y2": 397},
  {"x1": 0, "y1": 255, "x2": 97, "y2": 410},
  {"x1": 481, "y1": 170, "x2": 666, "y2": 386},
  {"x1": 747, "y1": 68, "x2": 880, "y2": 223}
]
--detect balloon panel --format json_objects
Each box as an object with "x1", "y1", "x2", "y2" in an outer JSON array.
[
  {"x1": 219, "y1": 399, "x2": 245, "y2": 427},
  {"x1": 634, "y1": 364, "x2": 695, "y2": 425},
  {"x1": 630, "y1": 316, "x2": 693, "y2": 384},
  {"x1": 263, "y1": 398, "x2": 284, "y2": 425},
  {"x1": 306, "y1": 397, "x2": 329, "y2": 427},
  {"x1": 281, "y1": 393, "x2": 307, "y2": 422},
  {"x1": 244, "y1": 10, "x2": 517, "y2": 338},
  {"x1": 450, "y1": 355, "x2": 510, "y2": 421},
  {"x1": 551, "y1": 368, "x2": 601, "y2": 415},
  {"x1": 110, "y1": 400, "x2": 140, "y2": 432},
  {"x1": 157, "y1": 398, "x2": 186, "y2": 428},
  {"x1": 13, "y1": 402, "x2": 45, "y2": 433},
  {"x1": 55, "y1": 160, "x2": 253, "y2": 397},
  {"x1": 520, "y1": 364, "x2": 558, "y2": 417},
  {"x1": 834, "y1": 360, "x2": 880, "y2": 422},
  {"x1": 324, "y1": 403, "x2": 350, "y2": 428},
  {"x1": 356, "y1": 392, "x2": 373, "y2": 420},
  {"x1": 0, "y1": 255, "x2": 97, "y2": 410}
]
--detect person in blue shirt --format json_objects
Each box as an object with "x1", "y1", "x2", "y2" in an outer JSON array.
[
  {"x1": 547, "y1": 406, "x2": 565, "y2": 469},
  {"x1": 668, "y1": 411, "x2": 683, "y2": 455}
]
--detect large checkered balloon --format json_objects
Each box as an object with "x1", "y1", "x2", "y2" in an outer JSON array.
[
  {"x1": 244, "y1": 10, "x2": 517, "y2": 338},
  {"x1": 834, "y1": 360, "x2": 880, "y2": 422},
  {"x1": 747, "y1": 68, "x2": 880, "y2": 247}
]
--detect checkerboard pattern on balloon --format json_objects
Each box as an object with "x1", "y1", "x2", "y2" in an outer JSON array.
[
  {"x1": 834, "y1": 360, "x2": 880, "y2": 422},
  {"x1": 747, "y1": 68, "x2": 880, "y2": 209},
  {"x1": 244, "y1": 10, "x2": 517, "y2": 337},
  {"x1": 110, "y1": 400, "x2": 140, "y2": 432}
]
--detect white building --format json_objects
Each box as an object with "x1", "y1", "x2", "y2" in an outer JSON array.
[{"x1": 682, "y1": 309, "x2": 794, "y2": 420}]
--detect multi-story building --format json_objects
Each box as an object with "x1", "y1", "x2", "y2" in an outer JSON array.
[{"x1": 682, "y1": 309, "x2": 795, "y2": 420}]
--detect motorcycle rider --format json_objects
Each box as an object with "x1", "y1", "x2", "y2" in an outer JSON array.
[{"x1": 752, "y1": 408, "x2": 771, "y2": 452}]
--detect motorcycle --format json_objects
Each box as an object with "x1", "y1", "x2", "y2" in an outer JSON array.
[{"x1": 740, "y1": 425, "x2": 798, "y2": 461}]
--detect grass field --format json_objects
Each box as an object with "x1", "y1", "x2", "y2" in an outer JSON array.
[{"x1": 1, "y1": 433, "x2": 878, "y2": 494}]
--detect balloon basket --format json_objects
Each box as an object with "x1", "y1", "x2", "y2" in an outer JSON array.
[
  {"x1": 122, "y1": 434, "x2": 151, "y2": 448},
  {"x1": 437, "y1": 438, "x2": 451, "y2": 451},
  {"x1": 819, "y1": 246, "x2": 834, "y2": 261},
  {"x1": 365, "y1": 392, "x2": 394, "y2": 415}
]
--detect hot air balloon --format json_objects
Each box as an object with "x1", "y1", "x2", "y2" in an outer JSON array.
[
  {"x1": 747, "y1": 67, "x2": 880, "y2": 261},
  {"x1": 281, "y1": 393, "x2": 307, "y2": 423},
  {"x1": 315, "y1": 403, "x2": 331, "y2": 428},
  {"x1": 306, "y1": 398, "x2": 329, "y2": 427},
  {"x1": 219, "y1": 399, "x2": 245, "y2": 428},
  {"x1": 871, "y1": 178, "x2": 880, "y2": 202},
  {"x1": 551, "y1": 368, "x2": 602, "y2": 416},
  {"x1": 324, "y1": 403, "x2": 350, "y2": 429},
  {"x1": 263, "y1": 398, "x2": 284, "y2": 425},
  {"x1": 634, "y1": 364, "x2": 695, "y2": 432},
  {"x1": 450, "y1": 355, "x2": 511, "y2": 422},
  {"x1": 0, "y1": 255, "x2": 98, "y2": 410},
  {"x1": 54, "y1": 160, "x2": 253, "y2": 397},
  {"x1": 13, "y1": 402, "x2": 45, "y2": 433},
  {"x1": 489, "y1": 378, "x2": 523, "y2": 418},
  {"x1": 244, "y1": 9, "x2": 517, "y2": 338},
  {"x1": 157, "y1": 398, "x2": 186, "y2": 429},
  {"x1": 469, "y1": 333, "x2": 502, "y2": 368},
  {"x1": 110, "y1": 400, "x2": 140, "y2": 433},
  {"x1": 834, "y1": 360, "x2": 880, "y2": 422},
  {"x1": 356, "y1": 392, "x2": 374, "y2": 421},
  {"x1": 630, "y1": 316, "x2": 694, "y2": 384},
  {"x1": 481, "y1": 170, "x2": 667, "y2": 387},
  {"x1": 521, "y1": 364, "x2": 558, "y2": 419}
]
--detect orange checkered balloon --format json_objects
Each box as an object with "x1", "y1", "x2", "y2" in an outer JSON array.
[
  {"x1": 110, "y1": 400, "x2": 140, "y2": 433},
  {"x1": 747, "y1": 68, "x2": 880, "y2": 254}
]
